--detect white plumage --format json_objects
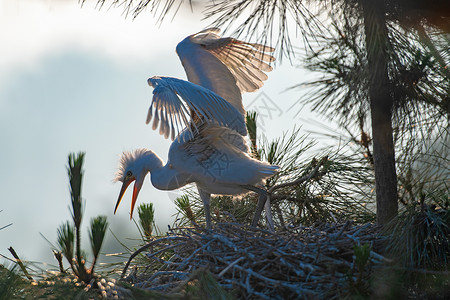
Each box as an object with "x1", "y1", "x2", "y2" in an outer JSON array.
[
  {"x1": 114, "y1": 29, "x2": 277, "y2": 228},
  {"x1": 177, "y1": 28, "x2": 275, "y2": 114},
  {"x1": 146, "y1": 76, "x2": 247, "y2": 140}
]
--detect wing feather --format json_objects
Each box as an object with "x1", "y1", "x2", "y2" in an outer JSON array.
[
  {"x1": 152, "y1": 105, "x2": 159, "y2": 131},
  {"x1": 179, "y1": 125, "x2": 279, "y2": 183},
  {"x1": 192, "y1": 31, "x2": 275, "y2": 90},
  {"x1": 147, "y1": 76, "x2": 246, "y2": 140},
  {"x1": 210, "y1": 41, "x2": 274, "y2": 92},
  {"x1": 176, "y1": 28, "x2": 275, "y2": 116},
  {"x1": 182, "y1": 125, "x2": 250, "y2": 162}
]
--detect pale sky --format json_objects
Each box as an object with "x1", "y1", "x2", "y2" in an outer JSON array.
[{"x1": 0, "y1": 0, "x2": 320, "y2": 267}]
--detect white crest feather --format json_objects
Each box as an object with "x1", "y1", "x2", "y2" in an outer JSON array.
[{"x1": 113, "y1": 149, "x2": 149, "y2": 182}]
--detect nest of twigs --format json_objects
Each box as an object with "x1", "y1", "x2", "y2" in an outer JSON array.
[{"x1": 119, "y1": 222, "x2": 386, "y2": 299}]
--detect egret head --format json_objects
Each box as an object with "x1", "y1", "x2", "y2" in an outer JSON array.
[{"x1": 114, "y1": 149, "x2": 150, "y2": 219}]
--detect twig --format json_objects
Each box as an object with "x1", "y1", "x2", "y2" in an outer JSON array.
[
  {"x1": 53, "y1": 250, "x2": 65, "y2": 273},
  {"x1": 274, "y1": 202, "x2": 286, "y2": 228},
  {"x1": 121, "y1": 236, "x2": 189, "y2": 279},
  {"x1": 8, "y1": 246, "x2": 33, "y2": 280},
  {"x1": 218, "y1": 257, "x2": 245, "y2": 277},
  {"x1": 250, "y1": 156, "x2": 327, "y2": 228},
  {"x1": 333, "y1": 220, "x2": 351, "y2": 240}
]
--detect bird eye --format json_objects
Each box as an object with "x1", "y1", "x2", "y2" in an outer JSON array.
[{"x1": 126, "y1": 171, "x2": 132, "y2": 177}]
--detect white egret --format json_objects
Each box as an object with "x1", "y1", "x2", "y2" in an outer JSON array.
[{"x1": 114, "y1": 29, "x2": 277, "y2": 228}]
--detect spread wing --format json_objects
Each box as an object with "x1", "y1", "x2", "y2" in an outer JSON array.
[
  {"x1": 176, "y1": 28, "x2": 275, "y2": 116},
  {"x1": 147, "y1": 76, "x2": 246, "y2": 140}
]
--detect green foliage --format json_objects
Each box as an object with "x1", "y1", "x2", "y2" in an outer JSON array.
[
  {"x1": 0, "y1": 266, "x2": 103, "y2": 299},
  {"x1": 259, "y1": 126, "x2": 315, "y2": 189},
  {"x1": 0, "y1": 265, "x2": 233, "y2": 300},
  {"x1": 295, "y1": 2, "x2": 449, "y2": 220},
  {"x1": 67, "y1": 152, "x2": 87, "y2": 280},
  {"x1": 175, "y1": 195, "x2": 197, "y2": 225},
  {"x1": 56, "y1": 152, "x2": 109, "y2": 283},
  {"x1": 384, "y1": 203, "x2": 449, "y2": 271},
  {"x1": 138, "y1": 203, "x2": 155, "y2": 239},
  {"x1": 175, "y1": 190, "x2": 263, "y2": 227},
  {"x1": 245, "y1": 111, "x2": 257, "y2": 136},
  {"x1": 372, "y1": 201, "x2": 450, "y2": 298},
  {"x1": 68, "y1": 152, "x2": 85, "y2": 229},
  {"x1": 89, "y1": 216, "x2": 108, "y2": 265},
  {"x1": 344, "y1": 243, "x2": 372, "y2": 299},
  {"x1": 297, "y1": 2, "x2": 449, "y2": 133},
  {"x1": 354, "y1": 243, "x2": 371, "y2": 274},
  {"x1": 396, "y1": 129, "x2": 449, "y2": 206},
  {"x1": 183, "y1": 269, "x2": 234, "y2": 300},
  {"x1": 115, "y1": 269, "x2": 234, "y2": 300},
  {"x1": 246, "y1": 111, "x2": 259, "y2": 159},
  {"x1": 0, "y1": 265, "x2": 22, "y2": 300},
  {"x1": 89, "y1": 0, "x2": 320, "y2": 59},
  {"x1": 57, "y1": 221, "x2": 75, "y2": 266},
  {"x1": 383, "y1": 135, "x2": 449, "y2": 274},
  {"x1": 260, "y1": 127, "x2": 375, "y2": 226}
]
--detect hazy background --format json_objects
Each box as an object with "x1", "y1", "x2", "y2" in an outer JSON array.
[{"x1": 0, "y1": 0, "x2": 322, "y2": 268}]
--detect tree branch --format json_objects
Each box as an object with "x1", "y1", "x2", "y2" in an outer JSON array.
[{"x1": 269, "y1": 156, "x2": 328, "y2": 194}]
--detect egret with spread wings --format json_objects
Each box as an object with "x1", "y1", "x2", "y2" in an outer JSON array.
[{"x1": 114, "y1": 29, "x2": 277, "y2": 228}]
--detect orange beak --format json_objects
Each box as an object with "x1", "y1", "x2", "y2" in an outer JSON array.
[{"x1": 114, "y1": 176, "x2": 140, "y2": 219}]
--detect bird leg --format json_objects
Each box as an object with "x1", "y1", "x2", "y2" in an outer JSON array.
[
  {"x1": 197, "y1": 188, "x2": 212, "y2": 229},
  {"x1": 264, "y1": 196, "x2": 275, "y2": 232},
  {"x1": 241, "y1": 185, "x2": 273, "y2": 229}
]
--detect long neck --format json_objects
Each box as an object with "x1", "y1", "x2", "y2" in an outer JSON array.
[
  {"x1": 137, "y1": 151, "x2": 168, "y2": 191},
  {"x1": 138, "y1": 150, "x2": 187, "y2": 191},
  {"x1": 141, "y1": 150, "x2": 164, "y2": 173},
  {"x1": 138, "y1": 150, "x2": 170, "y2": 190},
  {"x1": 142, "y1": 151, "x2": 188, "y2": 191}
]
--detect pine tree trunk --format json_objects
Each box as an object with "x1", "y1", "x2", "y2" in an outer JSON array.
[{"x1": 361, "y1": 0, "x2": 398, "y2": 225}]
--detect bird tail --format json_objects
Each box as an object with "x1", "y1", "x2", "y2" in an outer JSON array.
[{"x1": 258, "y1": 164, "x2": 279, "y2": 177}]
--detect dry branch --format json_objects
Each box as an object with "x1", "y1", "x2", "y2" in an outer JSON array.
[{"x1": 8, "y1": 246, "x2": 33, "y2": 280}]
